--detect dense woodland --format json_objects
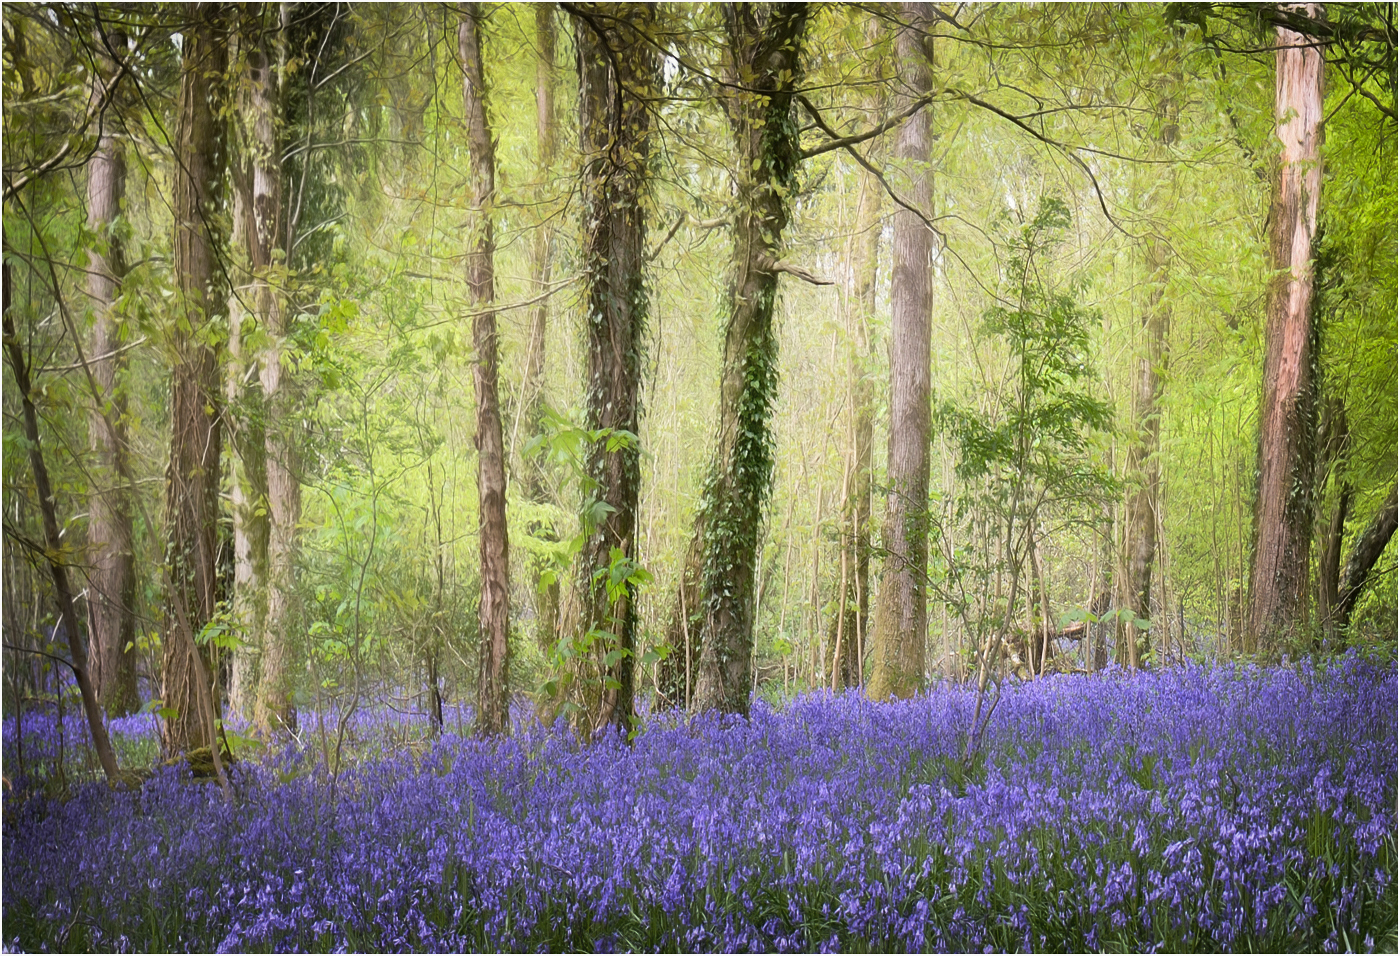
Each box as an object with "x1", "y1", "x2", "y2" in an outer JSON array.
[{"x1": 2, "y1": 1, "x2": 1396, "y2": 771}]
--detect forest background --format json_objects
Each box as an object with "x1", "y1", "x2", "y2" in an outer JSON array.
[{"x1": 2, "y1": 1, "x2": 1395, "y2": 769}]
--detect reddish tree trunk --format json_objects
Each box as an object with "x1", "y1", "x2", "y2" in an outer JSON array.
[
  {"x1": 460, "y1": 4, "x2": 511, "y2": 736},
  {"x1": 1248, "y1": 4, "x2": 1324, "y2": 655}
]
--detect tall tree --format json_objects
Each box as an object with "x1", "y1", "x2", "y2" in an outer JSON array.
[
  {"x1": 567, "y1": 2, "x2": 657, "y2": 734},
  {"x1": 460, "y1": 3, "x2": 510, "y2": 736},
  {"x1": 226, "y1": 4, "x2": 298, "y2": 736},
  {"x1": 84, "y1": 21, "x2": 139, "y2": 715},
  {"x1": 693, "y1": 2, "x2": 810, "y2": 716},
  {"x1": 869, "y1": 2, "x2": 933, "y2": 700},
  {"x1": 522, "y1": 3, "x2": 561, "y2": 656},
  {"x1": 1118, "y1": 92, "x2": 1179, "y2": 670},
  {"x1": 1248, "y1": 3, "x2": 1325, "y2": 654},
  {"x1": 162, "y1": 4, "x2": 230, "y2": 760},
  {"x1": 828, "y1": 165, "x2": 881, "y2": 690}
]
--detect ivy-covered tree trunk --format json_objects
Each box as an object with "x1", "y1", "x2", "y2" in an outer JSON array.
[
  {"x1": 84, "y1": 24, "x2": 139, "y2": 717},
  {"x1": 460, "y1": 4, "x2": 510, "y2": 737},
  {"x1": 1248, "y1": 5, "x2": 1324, "y2": 655},
  {"x1": 570, "y1": 3, "x2": 657, "y2": 734},
  {"x1": 163, "y1": 6, "x2": 229, "y2": 758},
  {"x1": 524, "y1": 3, "x2": 560, "y2": 657},
  {"x1": 693, "y1": 3, "x2": 809, "y2": 717},
  {"x1": 869, "y1": 2, "x2": 933, "y2": 701}
]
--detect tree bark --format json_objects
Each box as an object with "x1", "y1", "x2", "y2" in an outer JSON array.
[
  {"x1": 869, "y1": 2, "x2": 934, "y2": 701},
  {"x1": 4, "y1": 265, "x2": 122, "y2": 783},
  {"x1": 1315, "y1": 399, "x2": 1349, "y2": 641},
  {"x1": 163, "y1": 5, "x2": 228, "y2": 757},
  {"x1": 84, "y1": 25, "x2": 139, "y2": 716},
  {"x1": 692, "y1": 3, "x2": 809, "y2": 716},
  {"x1": 1119, "y1": 232, "x2": 1171, "y2": 669},
  {"x1": 1336, "y1": 484, "x2": 1398, "y2": 630},
  {"x1": 524, "y1": 3, "x2": 560, "y2": 657},
  {"x1": 570, "y1": 2, "x2": 657, "y2": 735},
  {"x1": 1248, "y1": 3, "x2": 1325, "y2": 655},
  {"x1": 460, "y1": 4, "x2": 510, "y2": 737},
  {"x1": 827, "y1": 165, "x2": 880, "y2": 690}
]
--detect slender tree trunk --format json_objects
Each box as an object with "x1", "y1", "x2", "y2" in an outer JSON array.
[
  {"x1": 1119, "y1": 233, "x2": 1171, "y2": 668},
  {"x1": 460, "y1": 4, "x2": 510, "y2": 736},
  {"x1": 164, "y1": 6, "x2": 228, "y2": 757},
  {"x1": 525, "y1": 3, "x2": 560, "y2": 657},
  {"x1": 4, "y1": 265, "x2": 122, "y2": 782},
  {"x1": 870, "y1": 2, "x2": 933, "y2": 701},
  {"x1": 1248, "y1": 4, "x2": 1324, "y2": 655},
  {"x1": 1315, "y1": 399, "x2": 1349, "y2": 642},
  {"x1": 660, "y1": 514, "x2": 703, "y2": 709},
  {"x1": 1336, "y1": 484, "x2": 1398, "y2": 630},
  {"x1": 692, "y1": 3, "x2": 810, "y2": 716},
  {"x1": 84, "y1": 27, "x2": 139, "y2": 716},
  {"x1": 827, "y1": 166, "x2": 880, "y2": 690},
  {"x1": 571, "y1": 3, "x2": 657, "y2": 734}
]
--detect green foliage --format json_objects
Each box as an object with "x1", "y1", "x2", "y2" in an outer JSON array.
[{"x1": 935, "y1": 198, "x2": 1115, "y2": 648}]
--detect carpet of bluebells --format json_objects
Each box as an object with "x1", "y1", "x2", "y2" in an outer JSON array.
[{"x1": 3, "y1": 655, "x2": 1395, "y2": 953}]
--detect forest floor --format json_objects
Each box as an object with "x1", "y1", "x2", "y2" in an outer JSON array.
[{"x1": 2, "y1": 654, "x2": 1395, "y2": 953}]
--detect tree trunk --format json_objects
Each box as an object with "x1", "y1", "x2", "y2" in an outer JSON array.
[
  {"x1": 1336, "y1": 484, "x2": 1398, "y2": 630},
  {"x1": 1315, "y1": 399, "x2": 1349, "y2": 642},
  {"x1": 827, "y1": 165, "x2": 880, "y2": 690},
  {"x1": 1119, "y1": 232, "x2": 1171, "y2": 669},
  {"x1": 84, "y1": 26, "x2": 139, "y2": 717},
  {"x1": 1248, "y1": 3, "x2": 1324, "y2": 655},
  {"x1": 245, "y1": 8, "x2": 299, "y2": 738},
  {"x1": 4, "y1": 265, "x2": 122, "y2": 783},
  {"x1": 224, "y1": 12, "x2": 268, "y2": 720},
  {"x1": 460, "y1": 4, "x2": 510, "y2": 737},
  {"x1": 163, "y1": 6, "x2": 228, "y2": 758},
  {"x1": 571, "y1": 3, "x2": 656, "y2": 735},
  {"x1": 659, "y1": 514, "x2": 704, "y2": 710},
  {"x1": 524, "y1": 3, "x2": 560, "y2": 657},
  {"x1": 869, "y1": 2, "x2": 933, "y2": 701},
  {"x1": 692, "y1": 3, "x2": 810, "y2": 716}
]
